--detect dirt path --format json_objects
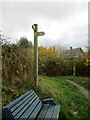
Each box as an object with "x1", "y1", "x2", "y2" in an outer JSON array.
[{"x1": 66, "y1": 80, "x2": 90, "y2": 101}]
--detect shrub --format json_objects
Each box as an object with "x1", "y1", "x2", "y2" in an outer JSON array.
[
  {"x1": 2, "y1": 41, "x2": 34, "y2": 86},
  {"x1": 38, "y1": 46, "x2": 88, "y2": 76}
]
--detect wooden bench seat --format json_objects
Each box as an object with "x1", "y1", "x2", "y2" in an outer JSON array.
[{"x1": 2, "y1": 90, "x2": 60, "y2": 120}]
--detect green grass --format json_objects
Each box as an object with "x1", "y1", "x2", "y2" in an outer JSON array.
[
  {"x1": 35, "y1": 76, "x2": 89, "y2": 119},
  {"x1": 62, "y1": 76, "x2": 89, "y2": 90},
  {"x1": 2, "y1": 76, "x2": 90, "y2": 119}
]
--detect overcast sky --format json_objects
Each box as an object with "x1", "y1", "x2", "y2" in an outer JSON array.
[{"x1": 0, "y1": 1, "x2": 88, "y2": 50}]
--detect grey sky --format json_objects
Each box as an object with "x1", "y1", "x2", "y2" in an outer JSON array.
[{"x1": 0, "y1": 1, "x2": 88, "y2": 50}]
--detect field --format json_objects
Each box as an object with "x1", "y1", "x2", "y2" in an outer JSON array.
[{"x1": 2, "y1": 76, "x2": 90, "y2": 119}]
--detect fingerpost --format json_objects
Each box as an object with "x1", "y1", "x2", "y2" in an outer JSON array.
[{"x1": 32, "y1": 24, "x2": 45, "y2": 86}]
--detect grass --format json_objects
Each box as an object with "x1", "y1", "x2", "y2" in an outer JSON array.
[
  {"x1": 2, "y1": 76, "x2": 90, "y2": 119},
  {"x1": 35, "y1": 76, "x2": 89, "y2": 119},
  {"x1": 62, "y1": 76, "x2": 89, "y2": 90}
]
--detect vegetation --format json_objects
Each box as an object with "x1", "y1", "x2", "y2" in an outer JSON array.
[
  {"x1": 17, "y1": 37, "x2": 33, "y2": 48},
  {"x1": 2, "y1": 76, "x2": 90, "y2": 119},
  {"x1": 62, "y1": 76, "x2": 89, "y2": 90},
  {"x1": 2, "y1": 38, "x2": 34, "y2": 86},
  {"x1": 2, "y1": 78, "x2": 31, "y2": 107},
  {"x1": 2, "y1": 37, "x2": 89, "y2": 84},
  {"x1": 38, "y1": 46, "x2": 89, "y2": 76},
  {"x1": 2, "y1": 37, "x2": 90, "y2": 119},
  {"x1": 36, "y1": 76, "x2": 89, "y2": 120}
]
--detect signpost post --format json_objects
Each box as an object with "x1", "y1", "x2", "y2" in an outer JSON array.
[{"x1": 32, "y1": 24, "x2": 45, "y2": 86}]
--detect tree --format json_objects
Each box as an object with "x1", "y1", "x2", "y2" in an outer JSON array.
[
  {"x1": 56, "y1": 44, "x2": 66, "y2": 55},
  {"x1": 17, "y1": 37, "x2": 33, "y2": 48}
]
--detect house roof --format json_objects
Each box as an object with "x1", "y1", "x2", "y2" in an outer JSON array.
[{"x1": 61, "y1": 47, "x2": 84, "y2": 59}]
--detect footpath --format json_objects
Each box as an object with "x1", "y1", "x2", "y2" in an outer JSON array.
[{"x1": 66, "y1": 80, "x2": 90, "y2": 101}]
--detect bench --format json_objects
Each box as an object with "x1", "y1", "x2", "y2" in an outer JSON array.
[{"x1": 3, "y1": 90, "x2": 60, "y2": 119}]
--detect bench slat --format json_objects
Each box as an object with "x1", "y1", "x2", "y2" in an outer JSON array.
[
  {"x1": 37, "y1": 104, "x2": 49, "y2": 119},
  {"x1": 12, "y1": 93, "x2": 36, "y2": 117},
  {"x1": 19, "y1": 98, "x2": 40, "y2": 119},
  {"x1": 14, "y1": 95, "x2": 37, "y2": 118},
  {"x1": 11, "y1": 91, "x2": 35, "y2": 112},
  {"x1": 28, "y1": 101, "x2": 42, "y2": 119},
  {"x1": 51, "y1": 105, "x2": 60, "y2": 119},
  {"x1": 6, "y1": 90, "x2": 32, "y2": 109},
  {"x1": 44, "y1": 105, "x2": 55, "y2": 119}
]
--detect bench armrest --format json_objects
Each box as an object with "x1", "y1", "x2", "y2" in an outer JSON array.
[{"x1": 41, "y1": 98, "x2": 56, "y2": 105}]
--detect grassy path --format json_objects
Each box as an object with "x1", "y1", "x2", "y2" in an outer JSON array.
[
  {"x1": 62, "y1": 76, "x2": 89, "y2": 90},
  {"x1": 66, "y1": 80, "x2": 89, "y2": 100}
]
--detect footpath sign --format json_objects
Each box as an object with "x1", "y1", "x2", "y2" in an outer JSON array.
[{"x1": 32, "y1": 24, "x2": 45, "y2": 86}]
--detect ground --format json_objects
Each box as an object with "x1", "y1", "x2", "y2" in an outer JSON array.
[
  {"x1": 66, "y1": 80, "x2": 89, "y2": 100},
  {"x1": 36, "y1": 76, "x2": 89, "y2": 119},
  {"x1": 2, "y1": 76, "x2": 90, "y2": 120}
]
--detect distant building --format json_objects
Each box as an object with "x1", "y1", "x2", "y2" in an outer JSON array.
[{"x1": 61, "y1": 46, "x2": 85, "y2": 60}]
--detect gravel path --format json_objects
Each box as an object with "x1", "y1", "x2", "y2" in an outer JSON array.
[{"x1": 66, "y1": 80, "x2": 90, "y2": 101}]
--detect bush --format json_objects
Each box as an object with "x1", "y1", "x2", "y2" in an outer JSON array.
[
  {"x1": 75, "y1": 58, "x2": 88, "y2": 76},
  {"x1": 38, "y1": 46, "x2": 88, "y2": 76},
  {"x1": 38, "y1": 46, "x2": 72, "y2": 76},
  {"x1": 2, "y1": 42, "x2": 89, "y2": 86},
  {"x1": 2, "y1": 41, "x2": 34, "y2": 86}
]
